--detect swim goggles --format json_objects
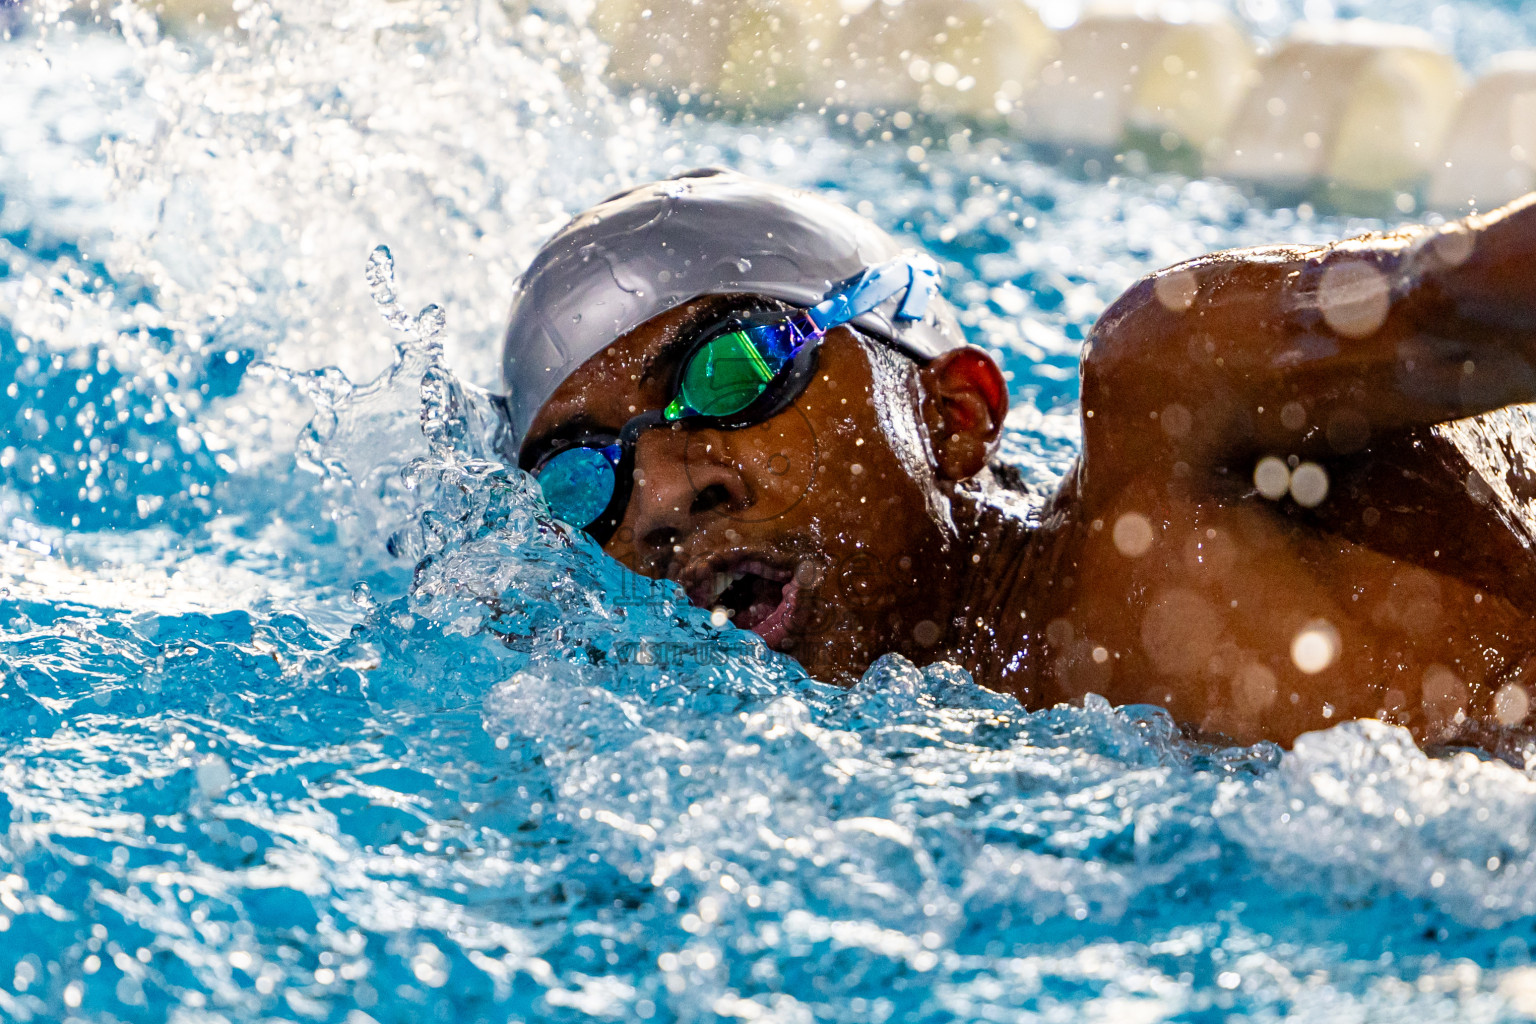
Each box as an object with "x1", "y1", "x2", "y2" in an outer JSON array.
[{"x1": 522, "y1": 253, "x2": 942, "y2": 544}]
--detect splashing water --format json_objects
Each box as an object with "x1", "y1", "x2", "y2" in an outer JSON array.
[{"x1": 11, "y1": 1, "x2": 1536, "y2": 1022}]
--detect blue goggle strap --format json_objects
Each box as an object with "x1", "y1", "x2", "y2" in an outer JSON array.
[{"x1": 805, "y1": 253, "x2": 942, "y2": 334}]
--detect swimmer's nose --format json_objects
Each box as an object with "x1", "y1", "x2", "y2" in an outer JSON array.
[{"x1": 626, "y1": 426, "x2": 751, "y2": 563}]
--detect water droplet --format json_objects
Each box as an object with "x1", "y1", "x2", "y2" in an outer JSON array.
[
  {"x1": 195, "y1": 755, "x2": 232, "y2": 798},
  {"x1": 1494, "y1": 683, "x2": 1530, "y2": 726},
  {"x1": 365, "y1": 245, "x2": 411, "y2": 331},
  {"x1": 415, "y1": 303, "x2": 447, "y2": 344},
  {"x1": 1254, "y1": 456, "x2": 1290, "y2": 500},
  {"x1": 1153, "y1": 268, "x2": 1199, "y2": 312},
  {"x1": 1290, "y1": 462, "x2": 1329, "y2": 507},
  {"x1": 1318, "y1": 260, "x2": 1390, "y2": 339},
  {"x1": 1112, "y1": 512, "x2": 1154, "y2": 557},
  {"x1": 1291, "y1": 621, "x2": 1338, "y2": 674}
]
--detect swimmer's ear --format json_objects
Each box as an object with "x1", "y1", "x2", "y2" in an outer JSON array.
[{"x1": 917, "y1": 346, "x2": 1008, "y2": 481}]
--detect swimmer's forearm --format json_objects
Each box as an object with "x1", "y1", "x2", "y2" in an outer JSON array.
[
  {"x1": 1080, "y1": 193, "x2": 1536, "y2": 491},
  {"x1": 1430, "y1": 192, "x2": 1536, "y2": 336}
]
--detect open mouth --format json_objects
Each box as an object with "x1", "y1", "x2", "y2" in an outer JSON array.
[{"x1": 684, "y1": 556, "x2": 800, "y2": 645}]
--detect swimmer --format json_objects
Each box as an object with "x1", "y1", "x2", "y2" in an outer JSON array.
[{"x1": 503, "y1": 169, "x2": 1536, "y2": 752}]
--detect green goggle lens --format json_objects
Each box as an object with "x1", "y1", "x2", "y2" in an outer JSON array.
[
  {"x1": 676, "y1": 329, "x2": 777, "y2": 417},
  {"x1": 536, "y1": 445, "x2": 617, "y2": 529}
]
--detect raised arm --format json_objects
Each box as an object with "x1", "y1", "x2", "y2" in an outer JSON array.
[{"x1": 1077, "y1": 193, "x2": 1536, "y2": 503}]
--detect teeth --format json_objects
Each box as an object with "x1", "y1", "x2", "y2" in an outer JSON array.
[
  {"x1": 709, "y1": 570, "x2": 738, "y2": 604},
  {"x1": 693, "y1": 559, "x2": 792, "y2": 611}
]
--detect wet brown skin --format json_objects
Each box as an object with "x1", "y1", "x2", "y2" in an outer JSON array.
[
  {"x1": 523, "y1": 295, "x2": 1003, "y2": 683},
  {"x1": 523, "y1": 193, "x2": 1536, "y2": 751}
]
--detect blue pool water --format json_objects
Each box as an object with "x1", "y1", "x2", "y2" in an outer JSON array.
[{"x1": 9, "y1": 2, "x2": 1536, "y2": 1022}]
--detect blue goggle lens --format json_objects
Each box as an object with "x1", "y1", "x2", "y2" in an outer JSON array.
[{"x1": 535, "y1": 446, "x2": 617, "y2": 529}]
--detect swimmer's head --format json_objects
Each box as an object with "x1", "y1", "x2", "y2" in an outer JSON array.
[
  {"x1": 505, "y1": 170, "x2": 1009, "y2": 678},
  {"x1": 501, "y1": 169, "x2": 968, "y2": 440}
]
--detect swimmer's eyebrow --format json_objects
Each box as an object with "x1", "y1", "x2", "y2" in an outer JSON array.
[
  {"x1": 525, "y1": 295, "x2": 793, "y2": 461},
  {"x1": 636, "y1": 297, "x2": 740, "y2": 387},
  {"x1": 637, "y1": 294, "x2": 782, "y2": 386},
  {"x1": 522, "y1": 412, "x2": 608, "y2": 465}
]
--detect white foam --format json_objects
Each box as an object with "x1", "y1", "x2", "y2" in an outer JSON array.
[{"x1": 1220, "y1": 719, "x2": 1536, "y2": 928}]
